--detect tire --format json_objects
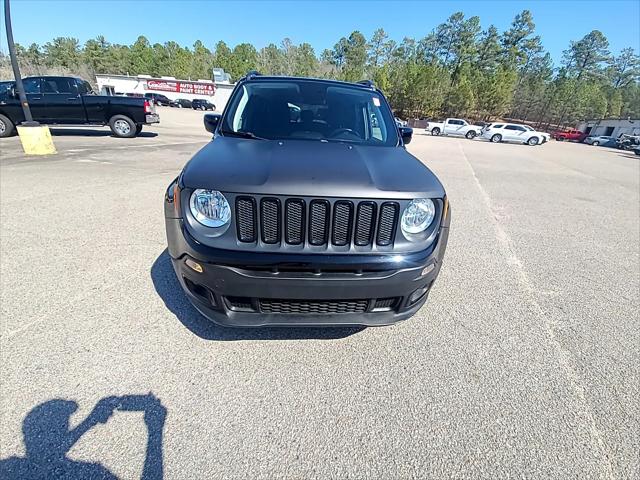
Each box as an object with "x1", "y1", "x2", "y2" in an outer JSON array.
[
  {"x1": 135, "y1": 125, "x2": 143, "y2": 135},
  {"x1": 592, "y1": 141, "x2": 599, "y2": 146},
  {"x1": 557, "y1": 136, "x2": 565, "y2": 141},
  {"x1": 431, "y1": 127, "x2": 441, "y2": 136},
  {"x1": 527, "y1": 136, "x2": 539, "y2": 146},
  {"x1": 465, "y1": 130, "x2": 476, "y2": 139},
  {"x1": 491, "y1": 134, "x2": 502, "y2": 143},
  {"x1": 109, "y1": 115, "x2": 136, "y2": 138},
  {"x1": 0, "y1": 113, "x2": 16, "y2": 138}
]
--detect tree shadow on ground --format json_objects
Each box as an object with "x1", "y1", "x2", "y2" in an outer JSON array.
[
  {"x1": 150, "y1": 249, "x2": 365, "y2": 341},
  {"x1": 0, "y1": 394, "x2": 166, "y2": 480}
]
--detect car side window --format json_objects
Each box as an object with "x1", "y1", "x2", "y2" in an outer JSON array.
[
  {"x1": 504, "y1": 125, "x2": 519, "y2": 131},
  {"x1": 42, "y1": 77, "x2": 77, "y2": 94},
  {"x1": 493, "y1": 124, "x2": 504, "y2": 129},
  {"x1": 23, "y1": 78, "x2": 41, "y2": 94}
]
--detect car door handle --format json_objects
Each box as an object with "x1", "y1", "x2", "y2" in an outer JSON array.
[{"x1": 67, "y1": 97, "x2": 79, "y2": 101}]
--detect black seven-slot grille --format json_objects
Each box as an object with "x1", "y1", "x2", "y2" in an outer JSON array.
[{"x1": 235, "y1": 196, "x2": 400, "y2": 248}]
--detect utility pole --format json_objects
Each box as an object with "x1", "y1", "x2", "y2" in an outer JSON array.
[{"x1": 4, "y1": 0, "x2": 36, "y2": 124}]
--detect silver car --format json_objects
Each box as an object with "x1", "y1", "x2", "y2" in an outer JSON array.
[{"x1": 585, "y1": 135, "x2": 616, "y2": 147}]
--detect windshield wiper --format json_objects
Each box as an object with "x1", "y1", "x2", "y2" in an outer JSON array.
[{"x1": 219, "y1": 129, "x2": 266, "y2": 140}]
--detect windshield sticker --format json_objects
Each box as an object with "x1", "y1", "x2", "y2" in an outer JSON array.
[{"x1": 372, "y1": 97, "x2": 381, "y2": 107}]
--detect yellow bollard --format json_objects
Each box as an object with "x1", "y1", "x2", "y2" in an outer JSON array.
[{"x1": 16, "y1": 124, "x2": 57, "y2": 155}]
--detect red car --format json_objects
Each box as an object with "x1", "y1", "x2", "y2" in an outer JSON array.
[{"x1": 552, "y1": 129, "x2": 588, "y2": 142}]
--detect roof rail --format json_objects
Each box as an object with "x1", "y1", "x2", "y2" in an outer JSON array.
[
  {"x1": 243, "y1": 70, "x2": 262, "y2": 81},
  {"x1": 357, "y1": 79, "x2": 375, "y2": 88}
]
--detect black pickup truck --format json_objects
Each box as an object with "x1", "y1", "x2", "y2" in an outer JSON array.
[{"x1": 0, "y1": 76, "x2": 159, "y2": 138}]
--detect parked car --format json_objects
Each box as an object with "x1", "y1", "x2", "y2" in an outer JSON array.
[
  {"x1": 584, "y1": 135, "x2": 616, "y2": 147},
  {"x1": 615, "y1": 134, "x2": 640, "y2": 150},
  {"x1": 551, "y1": 129, "x2": 588, "y2": 142},
  {"x1": 481, "y1": 123, "x2": 549, "y2": 146},
  {"x1": 425, "y1": 118, "x2": 482, "y2": 139},
  {"x1": 174, "y1": 98, "x2": 192, "y2": 108},
  {"x1": 395, "y1": 117, "x2": 408, "y2": 127},
  {"x1": 164, "y1": 74, "x2": 450, "y2": 327},
  {"x1": 0, "y1": 76, "x2": 159, "y2": 138},
  {"x1": 144, "y1": 92, "x2": 176, "y2": 107},
  {"x1": 192, "y1": 98, "x2": 216, "y2": 111}
]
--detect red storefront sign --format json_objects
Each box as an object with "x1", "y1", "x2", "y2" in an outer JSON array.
[{"x1": 146, "y1": 79, "x2": 215, "y2": 96}]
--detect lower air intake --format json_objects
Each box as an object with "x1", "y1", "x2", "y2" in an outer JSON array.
[{"x1": 259, "y1": 298, "x2": 368, "y2": 314}]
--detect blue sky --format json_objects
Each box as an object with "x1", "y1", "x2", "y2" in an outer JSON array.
[{"x1": 2, "y1": 0, "x2": 639, "y2": 64}]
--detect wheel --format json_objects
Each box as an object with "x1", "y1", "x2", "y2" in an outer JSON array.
[
  {"x1": 557, "y1": 136, "x2": 565, "y2": 141},
  {"x1": 465, "y1": 130, "x2": 476, "y2": 139},
  {"x1": 592, "y1": 141, "x2": 599, "y2": 146},
  {"x1": 527, "y1": 136, "x2": 539, "y2": 146},
  {"x1": 431, "y1": 127, "x2": 440, "y2": 136},
  {"x1": 135, "y1": 125, "x2": 143, "y2": 135},
  {"x1": 0, "y1": 113, "x2": 16, "y2": 138},
  {"x1": 491, "y1": 134, "x2": 502, "y2": 143},
  {"x1": 109, "y1": 115, "x2": 136, "y2": 138}
]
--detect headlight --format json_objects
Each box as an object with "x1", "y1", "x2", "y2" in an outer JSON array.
[
  {"x1": 401, "y1": 198, "x2": 435, "y2": 236},
  {"x1": 189, "y1": 189, "x2": 231, "y2": 228}
]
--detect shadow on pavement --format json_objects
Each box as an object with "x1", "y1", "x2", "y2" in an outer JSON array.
[
  {"x1": 0, "y1": 394, "x2": 166, "y2": 480},
  {"x1": 151, "y1": 249, "x2": 365, "y2": 341},
  {"x1": 615, "y1": 152, "x2": 639, "y2": 159},
  {"x1": 48, "y1": 128, "x2": 158, "y2": 138}
]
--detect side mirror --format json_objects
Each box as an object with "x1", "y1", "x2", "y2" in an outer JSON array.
[
  {"x1": 399, "y1": 126, "x2": 413, "y2": 145},
  {"x1": 203, "y1": 113, "x2": 222, "y2": 134}
]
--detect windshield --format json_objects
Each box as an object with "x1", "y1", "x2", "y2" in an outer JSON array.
[{"x1": 221, "y1": 79, "x2": 399, "y2": 146}]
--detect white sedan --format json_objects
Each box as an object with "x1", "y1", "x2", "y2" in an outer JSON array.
[
  {"x1": 425, "y1": 118, "x2": 482, "y2": 139},
  {"x1": 481, "y1": 123, "x2": 549, "y2": 146}
]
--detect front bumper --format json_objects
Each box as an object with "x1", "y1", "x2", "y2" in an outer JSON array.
[
  {"x1": 145, "y1": 113, "x2": 160, "y2": 124},
  {"x1": 164, "y1": 209, "x2": 450, "y2": 327}
]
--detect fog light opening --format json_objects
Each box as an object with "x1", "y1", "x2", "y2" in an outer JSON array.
[
  {"x1": 409, "y1": 286, "x2": 429, "y2": 305},
  {"x1": 185, "y1": 258, "x2": 203, "y2": 273},
  {"x1": 183, "y1": 277, "x2": 216, "y2": 306}
]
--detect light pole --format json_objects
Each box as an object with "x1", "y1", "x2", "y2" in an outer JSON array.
[{"x1": 4, "y1": 0, "x2": 37, "y2": 125}]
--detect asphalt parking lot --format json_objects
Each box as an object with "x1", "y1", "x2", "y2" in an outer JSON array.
[{"x1": 1, "y1": 108, "x2": 638, "y2": 479}]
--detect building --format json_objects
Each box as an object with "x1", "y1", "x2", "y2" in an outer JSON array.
[
  {"x1": 212, "y1": 68, "x2": 232, "y2": 84},
  {"x1": 95, "y1": 73, "x2": 235, "y2": 111},
  {"x1": 577, "y1": 118, "x2": 640, "y2": 137}
]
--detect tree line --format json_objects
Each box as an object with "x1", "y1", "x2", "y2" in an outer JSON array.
[{"x1": 1, "y1": 9, "x2": 638, "y2": 128}]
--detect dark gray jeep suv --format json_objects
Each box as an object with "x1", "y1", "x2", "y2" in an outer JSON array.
[{"x1": 164, "y1": 74, "x2": 450, "y2": 327}]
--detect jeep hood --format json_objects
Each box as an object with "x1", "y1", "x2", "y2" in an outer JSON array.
[{"x1": 181, "y1": 137, "x2": 445, "y2": 199}]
